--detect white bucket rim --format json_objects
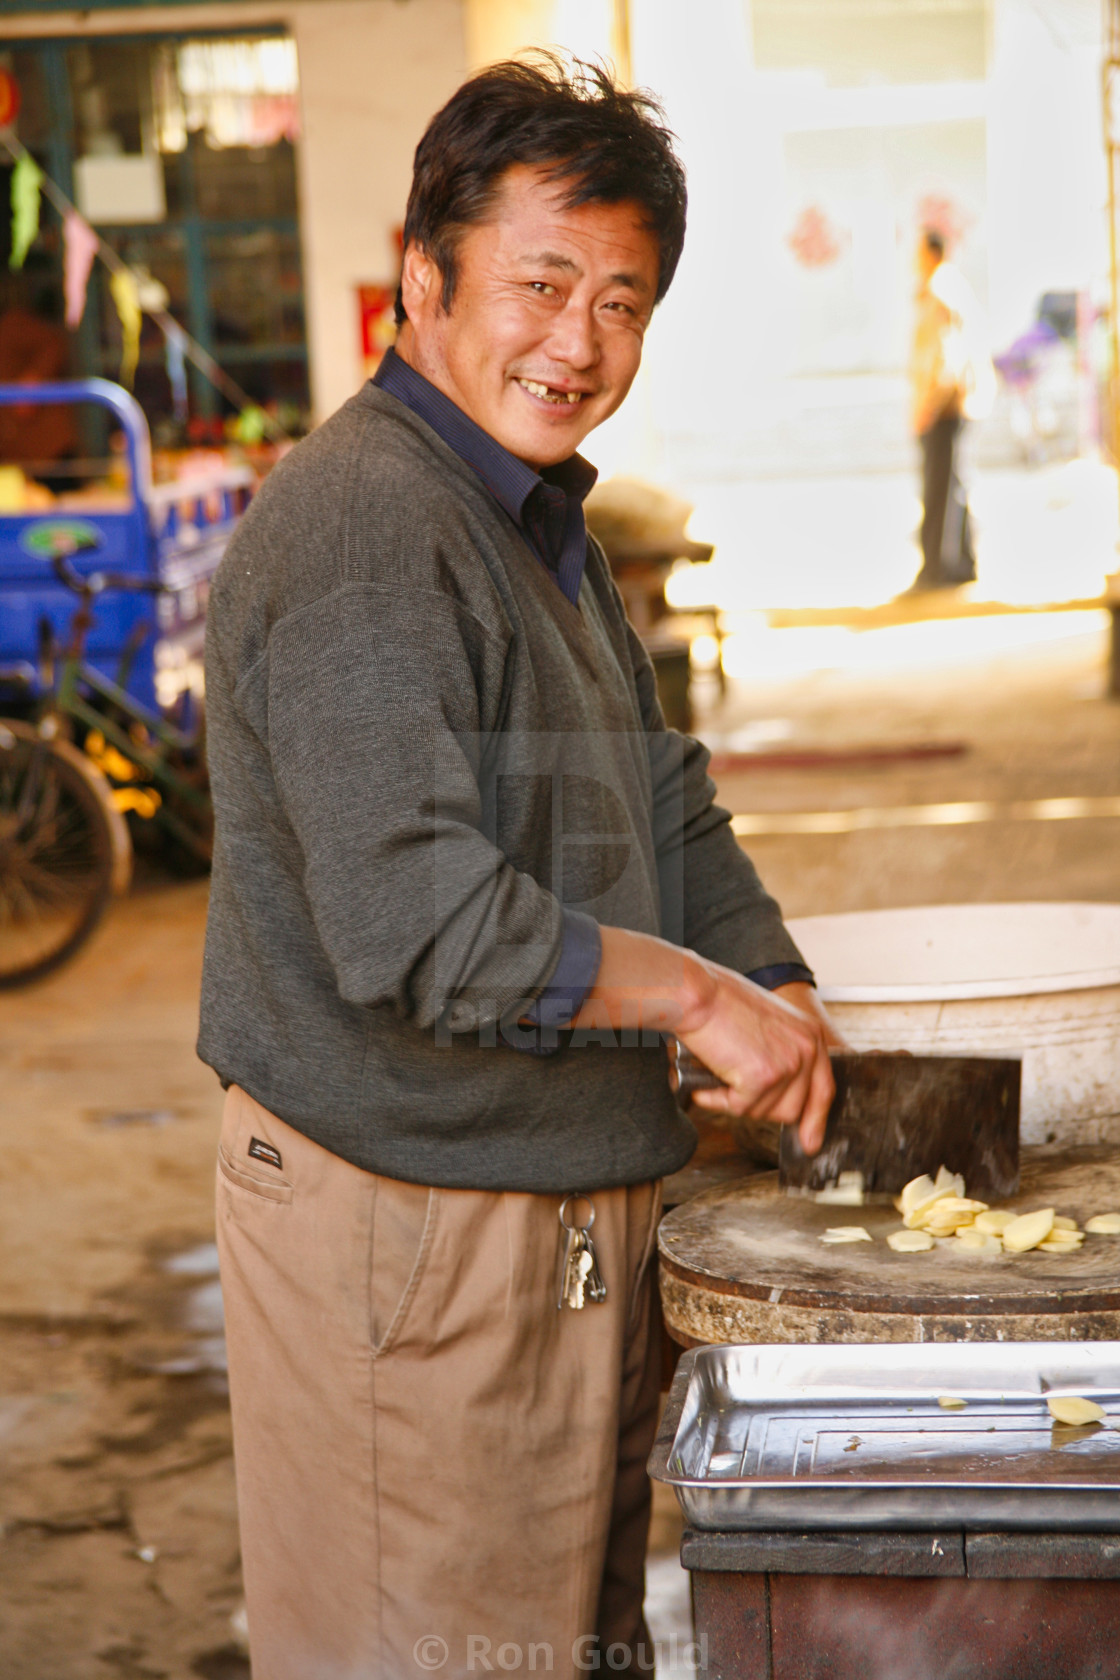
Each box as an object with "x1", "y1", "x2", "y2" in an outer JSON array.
[{"x1": 790, "y1": 902, "x2": 1120, "y2": 1003}]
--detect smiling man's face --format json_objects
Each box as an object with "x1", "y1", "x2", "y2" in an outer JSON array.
[{"x1": 395, "y1": 164, "x2": 661, "y2": 469}]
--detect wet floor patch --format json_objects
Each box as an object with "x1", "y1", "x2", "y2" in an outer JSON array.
[{"x1": 119, "y1": 1243, "x2": 227, "y2": 1382}]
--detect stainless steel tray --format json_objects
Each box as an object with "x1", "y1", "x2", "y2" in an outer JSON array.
[{"x1": 649, "y1": 1343, "x2": 1120, "y2": 1531}]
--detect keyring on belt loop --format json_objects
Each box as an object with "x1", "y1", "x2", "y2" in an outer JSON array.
[{"x1": 559, "y1": 1192, "x2": 595, "y2": 1232}]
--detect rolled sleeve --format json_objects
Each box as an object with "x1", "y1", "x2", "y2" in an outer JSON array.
[
  {"x1": 515, "y1": 908, "x2": 602, "y2": 1052},
  {"x1": 747, "y1": 962, "x2": 816, "y2": 991}
]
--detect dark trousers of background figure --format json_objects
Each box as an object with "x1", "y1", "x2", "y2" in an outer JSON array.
[{"x1": 918, "y1": 412, "x2": 976, "y2": 587}]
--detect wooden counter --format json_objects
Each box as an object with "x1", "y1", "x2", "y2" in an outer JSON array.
[{"x1": 659, "y1": 1146, "x2": 1120, "y2": 1346}]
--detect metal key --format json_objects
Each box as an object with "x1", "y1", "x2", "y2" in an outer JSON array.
[
  {"x1": 568, "y1": 1248, "x2": 593, "y2": 1310},
  {"x1": 557, "y1": 1194, "x2": 607, "y2": 1310},
  {"x1": 582, "y1": 1233, "x2": 607, "y2": 1304},
  {"x1": 557, "y1": 1222, "x2": 586, "y2": 1310}
]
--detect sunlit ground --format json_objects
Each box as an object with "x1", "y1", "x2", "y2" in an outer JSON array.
[
  {"x1": 667, "y1": 457, "x2": 1118, "y2": 614},
  {"x1": 662, "y1": 456, "x2": 1118, "y2": 687},
  {"x1": 713, "y1": 609, "x2": 1110, "y2": 685}
]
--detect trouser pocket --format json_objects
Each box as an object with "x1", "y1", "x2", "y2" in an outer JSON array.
[{"x1": 369, "y1": 1175, "x2": 438, "y2": 1356}]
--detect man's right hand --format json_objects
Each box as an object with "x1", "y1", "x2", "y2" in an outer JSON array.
[
  {"x1": 673, "y1": 960, "x2": 834, "y2": 1153},
  {"x1": 570, "y1": 926, "x2": 835, "y2": 1154}
]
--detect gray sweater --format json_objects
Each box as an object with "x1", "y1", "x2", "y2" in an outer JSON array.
[{"x1": 197, "y1": 384, "x2": 806, "y2": 1192}]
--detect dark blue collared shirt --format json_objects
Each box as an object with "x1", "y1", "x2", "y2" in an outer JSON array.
[
  {"x1": 372, "y1": 348, "x2": 812, "y2": 1042},
  {"x1": 374, "y1": 347, "x2": 595, "y2": 607}
]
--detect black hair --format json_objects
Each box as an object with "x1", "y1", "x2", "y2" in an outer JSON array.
[
  {"x1": 922, "y1": 228, "x2": 946, "y2": 260},
  {"x1": 394, "y1": 53, "x2": 687, "y2": 326}
]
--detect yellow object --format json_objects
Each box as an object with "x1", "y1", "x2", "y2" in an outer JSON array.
[
  {"x1": 906, "y1": 1195, "x2": 986, "y2": 1233},
  {"x1": 974, "y1": 1209, "x2": 1016, "y2": 1236},
  {"x1": 887, "y1": 1229, "x2": 935, "y2": 1253},
  {"x1": 819, "y1": 1226, "x2": 872, "y2": 1245},
  {"x1": 1002, "y1": 1209, "x2": 1055, "y2": 1253},
  {"x1": 1053, "y1": 1216, "x2": 1080, "y2": 1232},
  {"x1": 955, "y1": 1229, "x2": 1002, "y2": 1254},
  {"x1": 938, "y1": 1396, "x2": 967, "y2": 1409},
  {"x1": 0, "y1": 464, "x2": 25, "y2": 512},
  {"x1": 10, "y1": 151, "x2": 43, "y2": 270},
  {"x1": 111, "y1": 786, "x2": 161, "y2": 819},
  {"x1": 85, "y1": 728, "x2": 145, "y2": 784},
  {"x1": 109, "y1": 267, "x2": 143, "y2": 389},
  {"x1": 1086, "y1": 1213, "x2": 1120, "y2": 1235},
  {"x1": 900, "y1": 1174, "x2": 937, "y2": 1216},
  {"x1": 1047, "y1": 1396, "x2": 1105, "y2": 1426}
]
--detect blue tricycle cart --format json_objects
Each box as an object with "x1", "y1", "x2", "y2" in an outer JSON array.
[{"x1": 0, "y1": 378, "x2": 255, "y2": 986}]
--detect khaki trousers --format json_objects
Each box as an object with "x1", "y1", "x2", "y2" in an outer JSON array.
[{"x1": 216, "y1": 1086, "x2": 664, "y2": 1680}]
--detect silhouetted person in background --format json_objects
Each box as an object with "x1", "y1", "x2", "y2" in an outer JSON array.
[{"x1": 906, "y1": 229, "x2": 978, "y2": 592}]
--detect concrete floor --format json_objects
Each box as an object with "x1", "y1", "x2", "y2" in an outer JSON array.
[{"x1": 1, "y1": 613, "x2": 1118, "y2": 1678}]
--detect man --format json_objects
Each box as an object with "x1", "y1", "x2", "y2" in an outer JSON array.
[
  {"x1": 906, "y1": 229, "x2": 983, "y2": 592},
  {"x1": 200, "y1": 57, "x2": 838, "y2": 1680}
]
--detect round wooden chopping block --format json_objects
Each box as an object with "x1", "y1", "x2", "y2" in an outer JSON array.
[{"x1": 659, "y1": 1146, "x2": 1120, "y2": 1347}]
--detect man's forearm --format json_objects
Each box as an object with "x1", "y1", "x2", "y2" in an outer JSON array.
[{"x1": 571, "y1": 925, "x2": 834, "y2": 1151}]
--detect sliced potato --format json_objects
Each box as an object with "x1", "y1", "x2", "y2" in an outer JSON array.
[
  {"x1": 1038, "y1": 1237, "x2": 1084, "y2": 1254},
  {"x1": 934, "y1": 1167, "x2": 966, "y2": 1198},
  {"x1": 907, "y1": 1194, "x2": 986, "y2": 1231},
  {"x1": 929, "y1": 1197, "x2": 985, "y2": 1216},
  {"x1": 820, "y1": 1226, "x2": 872, "y2": 1244},
  {"x1": 1086, "y1": 1213, "x2": 1120, "y2": 1235},
  {"x1": 1002, "y1": 1208, "x2": 1055, "y2": 1253},
  {"x1": 974, "y1": 1209, "x2": 1016, "y2": 1236},
  {"x1": 1052, "y1": 1216, "x2": 1080, "y2": 1232},
  {"x1": 900, "y1": 1174, "x2": 938, "y2": 1216},
  {"x1": 926, "y1": 1219, "x2": 968, "y2": 1240},
  {"x1": 1047, "y1": 1396, "x2": 1106, "y2": 1427},
  {"x1": 815, "y1": 1171, "x2": 866, "y2": 1205},
  {"x1": 904, "y1": 1194, "x2": 958, "y2": 1230},
  {"x1": 922, "y1": 1200, "x2": 986, "y2": 1238},
  {"x1": 887, "y1": 1228, "x2": 935, "y2": 1252},
  {"x1": 955, "y1": 1229, "x2": 1002, "y2": 1255},
  {"x1": 953, "y1": 1229, "x2": 1000, "y2": 1256},
  {"x1": 938, "y1": 1396, "x2": 967, "y2": 1409}
]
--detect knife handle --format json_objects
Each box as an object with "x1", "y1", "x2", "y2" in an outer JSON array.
[{"x1": 667, "y1": 1038, "x2": 725, "y2": 1096}]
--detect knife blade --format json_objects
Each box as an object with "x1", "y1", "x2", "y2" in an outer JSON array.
[{"x1": 666, "y1": 1040, "x2": 1021, "y2": 1200}]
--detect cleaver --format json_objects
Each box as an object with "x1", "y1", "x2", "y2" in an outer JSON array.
[{"x1": 668, "y1": 1044, "x2": 1021, "y2": 1201}]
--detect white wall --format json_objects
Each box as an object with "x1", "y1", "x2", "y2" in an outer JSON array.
[
  {"x1": 986, "y1": 0, "x2": 1108, "y2": 349},
  {"x1": 293, "y1": 1, "x2": 466, "y2": 420},
  {"x1": 4, "y1": 0, "x2": 468, "y2": 423}
]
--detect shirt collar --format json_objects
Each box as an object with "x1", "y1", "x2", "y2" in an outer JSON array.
[{"x1": 372, "y1": 346, "x2": 597, "y2": 524}]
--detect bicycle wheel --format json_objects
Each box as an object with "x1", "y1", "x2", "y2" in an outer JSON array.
[{"x1": 0, "y1": 720, "x2": 123, "y2": 987}]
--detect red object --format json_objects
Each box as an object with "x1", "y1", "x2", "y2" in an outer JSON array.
[
  {"x1": 0, "y1": 70, "x2": 21, "y2": 129},
  {"x1": 357, "y1": 283, "x2": 396, "y2": 378},
  {"x1": 787, "y1": 205, "x2": 845, "y2": 269},
  {"x1": 708, "y1": 741, "x2": 967, "y2": 773},
  {"x1": 916, "y1": 191, "x2": 970, "y2": 251}
]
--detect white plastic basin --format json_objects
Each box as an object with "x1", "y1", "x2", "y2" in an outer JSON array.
[{"x1": 787, "y1": 903, "x2": 1120, "y2": 1150}]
